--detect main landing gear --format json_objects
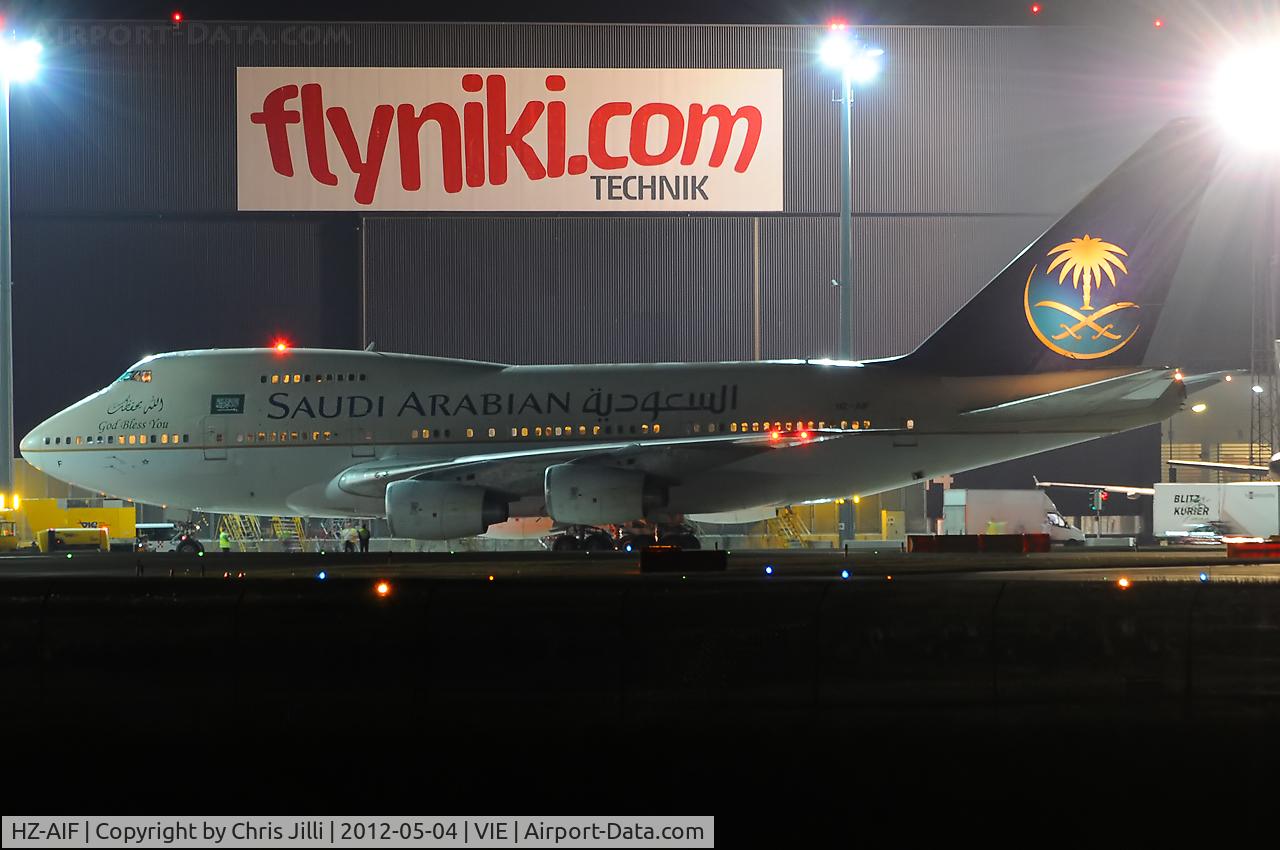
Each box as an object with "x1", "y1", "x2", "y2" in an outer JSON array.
[{"x1": 547, "y1": 524, "x2": 702, "y2": 552}]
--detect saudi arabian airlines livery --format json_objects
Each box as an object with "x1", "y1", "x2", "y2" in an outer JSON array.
[{"x1": 22, "y1": 118, "x2": 1232, "y2": 541}]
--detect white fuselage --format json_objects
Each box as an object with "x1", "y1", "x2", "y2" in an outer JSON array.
[{"x1": 20, "y1": 348, "x2": 1181, "y2": 522}]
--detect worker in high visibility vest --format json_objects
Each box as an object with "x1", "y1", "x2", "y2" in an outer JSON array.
[{"x1": 218, "y1": 530, "x2": 232, "y2": 553}]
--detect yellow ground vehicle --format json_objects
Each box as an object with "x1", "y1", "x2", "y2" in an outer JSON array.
[
  {"x1": 35, "y1": 527, "x2": 109, "y2": 552},
  {"x1": 0, "y1": 519, "x2": 18, "y2": 552}
]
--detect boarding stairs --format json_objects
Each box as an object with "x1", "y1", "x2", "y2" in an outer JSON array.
[
  {"x1": 271, "y1": 516, "x2": 307, "y2": 552},
  {"x1": 771, "y1": 507, "x2": 810, "y2": 548},
  {"x1": 218, "y1": 514, "x2": 262, "y2": 552}
]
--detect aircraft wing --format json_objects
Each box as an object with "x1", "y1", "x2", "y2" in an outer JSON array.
[
  {"x1": 1167, "y1": 459, "x2": 1269, "y2": 474},
  {"x1": 332, "y1": 427, "x2": 890, "y2": 498},
  {"x1": 1033, "y1": 476, "x2": 1155, "y2": 497}
]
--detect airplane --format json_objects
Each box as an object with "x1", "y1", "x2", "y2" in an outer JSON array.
[
  {"x1": 1033, "y1": 476, "x2": 1155, "y2": 499},
  {"x1": 1165, "y1": 455, "x2": 1280, "y2": 480},
  {"x1": 20, "y1": 117, "x2": 1232, "y2": 548}
]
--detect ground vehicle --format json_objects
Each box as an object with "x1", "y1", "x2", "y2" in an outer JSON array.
[
  {"x1": 1153, "y1": 483, "x2": 1280, "y2": 541},
  {"x1": 36, "y1": 527, "x2": 109, "y2": 552},
  {"x1": 1166, "y1": 520, "x2": 1231, "y2": 545},
  {"x1": 943, "y1": 489, "x2": 1086, "y2": 544},
  {"x1": 136, "y1": 522, "x2": 205, "y2": 554},
  {"x1": 0, "y1": 519, "x2": 18, "y2": 553}
]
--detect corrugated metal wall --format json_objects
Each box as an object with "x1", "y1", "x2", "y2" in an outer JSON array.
[{"x1": 11, "y1": 19, "x2": 1218, "y2": 447}]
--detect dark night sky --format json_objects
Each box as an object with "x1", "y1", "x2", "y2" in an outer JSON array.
[{"x1": 0, "y1": 0, "x2": 1265, "y2": 27}]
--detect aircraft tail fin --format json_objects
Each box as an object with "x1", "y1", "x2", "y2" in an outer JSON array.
[{"x1": 900, "y1": 118, "x2": 1221, "y2": 375}]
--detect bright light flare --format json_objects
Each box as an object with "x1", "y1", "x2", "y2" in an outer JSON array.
[
  {"x1": 1253, "y1": 384, "x2": 1266, "y2": 394},
  {"x1": 820, "y1": 30, "x2": 883, "y2": 84},
  {"x1": 0, "y1": 38, "x2": 42, "y2": 83},
  {"x1": 1214, "y1": 44, "x2": 1280, "y2": 152},
  {"x1": 1191, "y1": 402, "x2": 1208, "y2": 413},
  {"x1": 1118, "y1": 577, "x2": 1131, "y2": 589},
  {"x1": 273, "y1": 338, "x2": 291, "y2": 353},
  {"x1": 375, "y1": 580, "x2": 391, "y2": 597},
  {"x1": 1172, "y1": 370, "x2": 1184, "y2": 381}
]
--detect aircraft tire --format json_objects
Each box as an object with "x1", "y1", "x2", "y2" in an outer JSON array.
[
  {"x1": 551, "y1": 535, "x2": 581, "y2": 552},
  {"x1": 581, "y1": 532, "x2": 615, "y2": 551}
]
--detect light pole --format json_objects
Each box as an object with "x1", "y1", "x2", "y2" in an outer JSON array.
[
  {"x1": 820, "y1": 23, "x2": 882, "y2": 360},
  {"x1": 0, "y1": 34, "x2": 40, "y2": 502},
  {"x1": 1213, "y1": 41, "x2": 1280, "y2": 467}
]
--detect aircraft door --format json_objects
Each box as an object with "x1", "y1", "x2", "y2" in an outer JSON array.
[
  {"x1": 202, "y1": 417, "x2": 228, "y2": 460},
  {"x1": 352, "y1": 426, "x2": 375, "y2": 458}
]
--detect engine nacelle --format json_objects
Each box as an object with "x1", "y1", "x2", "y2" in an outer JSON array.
[
  {"x1": 544, "y1": 464, "x2": 666, "y2": 526},
  {"x1": 385, "y1": 480, "x2": 508, "y2": 540}
]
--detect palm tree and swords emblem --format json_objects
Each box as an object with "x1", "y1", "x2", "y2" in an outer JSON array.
[{"x1": 1024, "y1": 234, "x2": 1139, "y2": 359}]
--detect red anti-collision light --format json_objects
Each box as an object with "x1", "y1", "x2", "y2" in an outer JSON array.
[
  {"x1": 1030, "y1": 3, "x2": 1042, "y2": 14},
  {"x1": 172, "y1": 11, "x2": 184, "y2": 24},
  {"x1": 273, "y1": 339, "x2": 290, "y2": 353}
]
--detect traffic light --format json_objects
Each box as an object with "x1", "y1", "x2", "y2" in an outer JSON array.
[
  {"x1": 1089, "y1": 489, "x2": 1102, "y2": 511},
  {"x1": 1100, "y1": 490, "x2": 1110, "y2": 504}
]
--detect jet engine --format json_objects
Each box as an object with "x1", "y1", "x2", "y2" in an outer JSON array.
[
  {"x1": 543, "y1": 464, "x2": 667, "y2": 526},
  {"x1": 385, "y1": 480, "x2": 509, "y2": 539}
]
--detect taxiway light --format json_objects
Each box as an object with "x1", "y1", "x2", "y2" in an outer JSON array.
[
  {"x1": 840, "y1": 569, "x2": 850, "y2": 580},
  {"x1": 1118, "y1": 577, "x2": 1131, "y2": 589},
  {"x1": 66, "y1": 553, "x2": 72, "y2": 559},
  {"x1": 317, "y1": 570, "x2": 327, "y2": 580},
  {"x1": 375, "y1": 580, "x2": 391, "y2": 597},
  {"x1": 1225, "y1": 374, "x2": 1234, "y2": 382},
  {"x1": 764, "y1": 565, "x2": 774, "y2": 576},
  {"x1": 1199, "y1": 572, "x2": 1209, "y2": 582},
  {"x1": 885, "y1": 574, "x2": 893, "y2": 581},
  {"x1": 488, "y1": 574, "x2": 495, "y2": 582}
]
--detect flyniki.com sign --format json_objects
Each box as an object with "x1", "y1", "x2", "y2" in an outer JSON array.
[{"x1": 236, "y1": 67, "x2": 783, "y2": 211}]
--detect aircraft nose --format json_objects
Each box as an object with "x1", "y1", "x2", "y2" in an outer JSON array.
[{"x1": 20, "y1": 414, "x2": 61, "y2": 469}]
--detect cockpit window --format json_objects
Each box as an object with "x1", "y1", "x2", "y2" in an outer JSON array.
[{"x1": 117, "y1": 369, "x2": 153, "y2": 383}]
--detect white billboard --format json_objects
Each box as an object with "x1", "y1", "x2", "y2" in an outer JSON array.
[{"x1": 236, "y1": 67, "x2": 784, "y2": 211}]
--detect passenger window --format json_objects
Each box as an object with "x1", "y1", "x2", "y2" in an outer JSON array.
[
  {"x1": 182, "y1": 434, "x2": 189, "y2": 443},
  {"x1": 260, "y1": 376, "x2": 267, "y2": 383},
  {"x1": 271, "y1": 375, "x2": 279, "y2": 384}
]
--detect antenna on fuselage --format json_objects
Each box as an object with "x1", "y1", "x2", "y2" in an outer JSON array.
[{"x1": 364, "y1": 341, "x2": 376, "y2": 352}]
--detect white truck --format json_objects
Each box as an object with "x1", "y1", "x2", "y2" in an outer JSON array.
[
  {"x1": 943, "y1": 488, "x2": 1086, "y2": 544},
  {"x1": 1153, "y1": 482, "x2": 1280, "y2": 542}
]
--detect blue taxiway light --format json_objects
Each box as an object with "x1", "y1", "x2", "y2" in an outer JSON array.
[
  {"x1": 764, "y1": 565, "x2": 774, "y2": 576},
  {"x1": 1199, "y1": 572, "x2": 1209, "y2": 582},
  {"x1": 841, "y1": 569, "x2": 850, "y2": 580},
  {"x1": 317, "y1": 570, "x2": 327, "y2": 580}
]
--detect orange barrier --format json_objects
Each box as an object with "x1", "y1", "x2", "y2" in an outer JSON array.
[{"x1": 1226, "y1": 541, "x2": 1280, "y2": 560}]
